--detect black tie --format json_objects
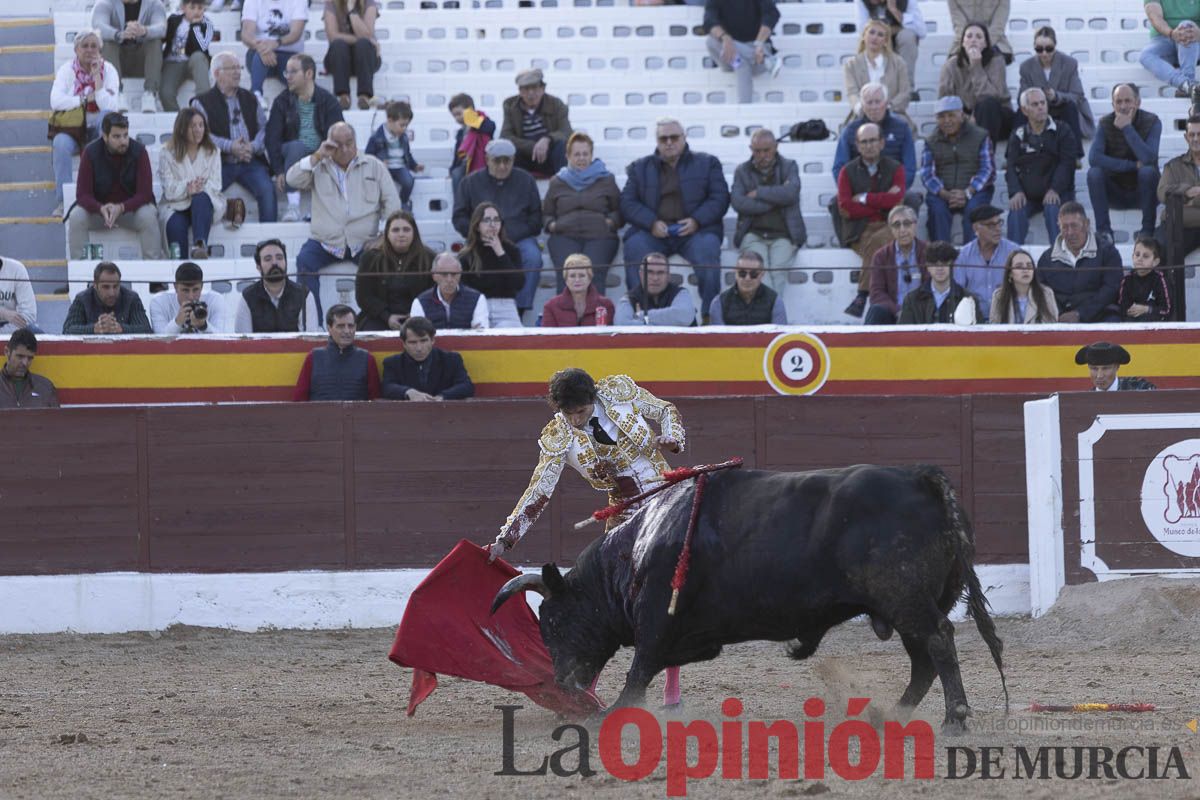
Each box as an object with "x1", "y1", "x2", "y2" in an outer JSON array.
[{"x1": 589, "y1": 417, "x2": 617, "y2": 446}]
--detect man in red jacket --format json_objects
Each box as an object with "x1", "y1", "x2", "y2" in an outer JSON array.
[
  {"x1": 837, "y1": 122, "x2": 905, "y2": 317},
  {"x1": 66, "y1": 114, "x2": 164, "y2": 261}
]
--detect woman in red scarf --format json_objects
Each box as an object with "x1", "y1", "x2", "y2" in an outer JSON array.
[{"x1": 50, "y1": 30, "x2": 120, "y2": 215}]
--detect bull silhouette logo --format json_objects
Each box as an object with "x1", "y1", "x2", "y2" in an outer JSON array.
[{"x1": 1140, "y1": 440, "x2": 1200, "y2": 558}]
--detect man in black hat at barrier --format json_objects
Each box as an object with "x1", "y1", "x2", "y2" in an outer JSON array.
[{"x1": 1075, "y1": 341, "x2": 1156, "y2": 391}]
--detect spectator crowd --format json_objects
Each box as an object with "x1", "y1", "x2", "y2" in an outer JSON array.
[{"x1": 12, "y1": 0, "x2": 1195, "y2": 371}]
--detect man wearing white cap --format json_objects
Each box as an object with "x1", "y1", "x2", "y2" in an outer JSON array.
[
  {"x1": 501, "y1": 68, "x2": 572, "y2": 175},
  {"x1": 452, "y1": 138, "x2": 545, "y2": 317},
  {"x1": 920, "y1": 95, "x2": 996, "y2": 244}
]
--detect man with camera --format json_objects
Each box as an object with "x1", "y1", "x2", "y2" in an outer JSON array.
[{"x1": 150, "y1": 262, "x2": 224, "y2": 334}]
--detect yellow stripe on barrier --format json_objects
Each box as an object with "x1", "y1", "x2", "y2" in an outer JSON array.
[
  {"x1": 828, "y1": 343, "x2": 1200, "y2": 381},
  {"x1": 462, "y1": 346, "x2": 765, "y2": 384}
]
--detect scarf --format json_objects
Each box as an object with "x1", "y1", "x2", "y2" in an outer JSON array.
[
  {"x1": 72, "y1": 58, "x2": 98, "y2": 111},
  {"x1": 458, "y1": 109, "x2": 492, "y2": 175},
  {"x1": 555, "y1": 158, "x2": 611, "y2": 191}
]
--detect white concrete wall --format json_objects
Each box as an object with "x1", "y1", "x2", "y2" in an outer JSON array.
[{"x1": 0, "y1": 564, "x2": 1030, "y2": 634}]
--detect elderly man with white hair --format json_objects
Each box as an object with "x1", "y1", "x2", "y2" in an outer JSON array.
[
  {"x1": 287, "y1": 120, "x2": 403, "y2": 317},
  {"x1": 191, "y1": 50, "x2": 276, "y2": 222},
  {"x1": 1004, "y1": 86, "x2": 1078, "y2": 245},
  {"x1": 832, "y1": 82, "x2": 920, "y2": 207}
]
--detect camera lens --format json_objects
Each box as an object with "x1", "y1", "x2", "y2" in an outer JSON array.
[{"x1": 193, "y1": 303, "x2": 208, "y2": 320}]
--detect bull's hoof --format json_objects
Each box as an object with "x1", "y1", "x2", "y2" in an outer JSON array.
[{"x1": 787, "y1": 640, "x2": 817, "y2": 660}]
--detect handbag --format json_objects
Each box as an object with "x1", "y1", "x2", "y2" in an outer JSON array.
[{"x1": 47, "y1": 104, "x2": 86, "y2": 146}]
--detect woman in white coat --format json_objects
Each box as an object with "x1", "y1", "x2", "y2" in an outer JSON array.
[
  {"x1": 159, "y1": 107, "x2": 226, "y2": 260},
  {"x1": 50, "y1": 29, "x2": 119, "y2": 214}
]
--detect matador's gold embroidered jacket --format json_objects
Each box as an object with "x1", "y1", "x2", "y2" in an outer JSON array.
[{"x1": 496, "y1": 374, "x2": 686, "y2": 548}]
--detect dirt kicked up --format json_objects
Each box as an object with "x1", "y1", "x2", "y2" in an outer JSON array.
[{"x1": 1, "y1": 577, "x2": 1198, "y2": 800}]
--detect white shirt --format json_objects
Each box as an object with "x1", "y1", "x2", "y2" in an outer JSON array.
[
  {"x1": 0, "y1": 258, "x2": 38, "y2": 333},
  {"x1": 241, "y1": 0, "x2": 307, "y2": 48},
  {"x1": 590, "y1": 403, "x2": 620, "y2": 443},
  {"x1": 149, "y1": 289, "x2": 227, "y2": 333},
  {"x1": 233, "y1": 285, "x2": 322, "y2": 332},
  {"x1": 866, "y1": 53, "x2": 885, "y2": 85},
  {"x1": 410, "y1": 289, "x2": 490, "y2": 330}
]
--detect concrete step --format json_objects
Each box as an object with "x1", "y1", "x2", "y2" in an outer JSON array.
[
  {"x1": 0, "y1": 181, "x2": 56, "y2": 217},
  {"x1": 0, "y1": 110, "x2": 52, "y2": 148},
  {"x1": 0, "y1": 146, "x2": 52, "y2": 182},
  {"x1": 0, "y1": 75, "x2": 54, "y2": 108},
  {"x1": 28, "y1": 260, "x2": 68, "y2": 296},
  {"x1": 0, "y1": 217, "x2": 67, "y2": 262},
  {"x1": 33, "y1": 295, "x2": 70, "y2": 335},
  {"x1": 0, "y1": 18, "x2": 53, "y2": 48},
  {"x1": 0, "y1": 45, "x2": 54, "y2": 77}
]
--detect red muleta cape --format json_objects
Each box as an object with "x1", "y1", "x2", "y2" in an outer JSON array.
[{"x1": 388, "y1": 539, "x2": 603, "y2": 717}]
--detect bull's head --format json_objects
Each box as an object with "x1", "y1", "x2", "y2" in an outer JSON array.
[{"x1": 492, "y1": 563, "x2": 617, "y2": 695}]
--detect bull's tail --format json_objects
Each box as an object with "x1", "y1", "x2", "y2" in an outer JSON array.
[{"x1": 917, "y1": 465, "x2": 1010, "y2": 713}]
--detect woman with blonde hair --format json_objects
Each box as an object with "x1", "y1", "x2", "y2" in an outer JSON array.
[
  {"x1": 541, "y1": 254, "x2": 617, "y2": 327},
  {"x1": 844, "y1": 18, "x2": 914, "y2": 128},
  {"x1": 159, "y1": 107, "x2": 226, "y2": 260},
  {"x1": 49, "y1": 29, "x2": 119, "y2": 215},
  {"x1": 543, "y1": 131, "x2": 622, "y2": 293},
  {"x1": 988, "y1": 249, "x2": 1058, "y2": 323}
]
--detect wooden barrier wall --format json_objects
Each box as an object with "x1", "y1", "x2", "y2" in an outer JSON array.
[
  {"x1": 1056, "y1": 390, "x2": 1200, "y2": 582},
  {"x1": 0, "y1": 395, "x2": 1036, "y2": 575}
]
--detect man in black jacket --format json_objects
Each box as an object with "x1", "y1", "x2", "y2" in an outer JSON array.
[
  {"x1": 897, "y1": 241, "x2": 982, "y2": 324},
  {"x1": 381, "y1": 316, "x2": 474, "y2": 401},
  {"x1": 1005, "y1": 88, "x2": 1078, "y2": 245},
  {"x1": 265, "y1": 53, "x2": 344, "y2": 222},
  {"x1": 62, "y1": 262, "x2": 152, "y2": 335}
]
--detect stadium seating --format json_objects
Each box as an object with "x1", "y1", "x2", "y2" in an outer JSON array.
[{"x1": 46, "y1": 0, "x2": 1200, "y2": 325}]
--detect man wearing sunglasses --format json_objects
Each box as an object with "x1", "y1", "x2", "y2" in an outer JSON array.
[
  {"x1": 620, "y1": 119, "x2": 729, "y2": 322},
  {"x1": 706, "y1": 251, "x2": 786, "y2": 325},
  {"x1": 865, "y1": 205, "x2": 927, "y2": 325}
]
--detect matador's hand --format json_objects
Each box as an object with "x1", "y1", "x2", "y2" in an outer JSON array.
[{"x1": 486, "y1": 540, "x2": 507, "y2": 564}]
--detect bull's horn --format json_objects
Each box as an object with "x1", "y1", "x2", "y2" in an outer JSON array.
[{"x1": 490, "y1": 573, "x2": 549, "y2": 614}]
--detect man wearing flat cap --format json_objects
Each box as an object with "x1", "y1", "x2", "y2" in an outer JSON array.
[
  {"x1": 955, "y1": 204, "x2": 1019, "y2": 311},
  {"x1": 920, "y1": 95, "x2": 996, "y2": 245},
  {"x1": 452, "y1": 138, "x2": 544, "y2": 317},
  {"x1": 1075, "y1": 341, "x2": 1156, "y2": 391},
  {"x1": 500, "y1": 68, "x2": 572, "y2": 176}
]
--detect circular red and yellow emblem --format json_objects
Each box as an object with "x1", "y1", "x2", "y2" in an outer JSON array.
[{"x1": 763, "y1": 333, "x2": 831, "y2": 395}]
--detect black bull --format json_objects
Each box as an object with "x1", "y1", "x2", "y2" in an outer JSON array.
[{"x1": 493, "y1": 464, "x2": 1008, "y2": 731}]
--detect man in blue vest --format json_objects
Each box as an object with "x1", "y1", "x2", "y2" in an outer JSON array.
[
  {"x1": 409, "y1": 252, "x2": 489, "y2": 330},
  {"x1": 293, "y1": 303, "x2": 381, "y2": 401}
]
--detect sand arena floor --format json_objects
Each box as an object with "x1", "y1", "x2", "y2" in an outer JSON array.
[{"x1": 1, "y1": 577, "x2": 1198, "y2": 799}]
